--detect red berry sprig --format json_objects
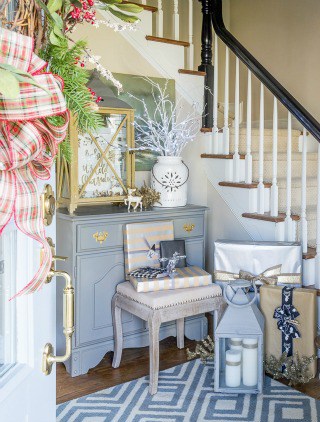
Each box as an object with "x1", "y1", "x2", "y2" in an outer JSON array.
[{"x1": 88, "y1": 87, "x2": 103, "y2": 104}]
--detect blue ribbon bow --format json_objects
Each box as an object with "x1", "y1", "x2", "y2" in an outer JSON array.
[{"x1": 273, "y1": 304, "x2": 300, "y2": 341}]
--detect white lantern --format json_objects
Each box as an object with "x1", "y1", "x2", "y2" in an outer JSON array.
[{"x1": 214, "y1": 280, "x2": 265, "y2": 394}]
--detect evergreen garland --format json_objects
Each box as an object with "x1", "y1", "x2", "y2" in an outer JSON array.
[{"x1": 41, "y1": 38, "x2": 102, "y2": 134}]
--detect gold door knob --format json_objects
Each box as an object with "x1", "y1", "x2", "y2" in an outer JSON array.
[
  {"x1": 93, "y1": 231, "x2": 108, "y2": 244},
  {"x1": 183, "y1": 223, "x2": 195, "y2": 233}
]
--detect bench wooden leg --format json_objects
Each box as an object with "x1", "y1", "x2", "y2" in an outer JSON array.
[
  {"x1": 148, "y1": 314, "x2": 161, "y2": 395},
  {"x1": 176, "y1": 318, "x2": 185, "y2": 349},
  {"x1": 112, "y1": 294, "x2": 123, "y2": 369}
]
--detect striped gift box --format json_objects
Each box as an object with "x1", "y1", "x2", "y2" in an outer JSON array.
[
  {"x1": 124, "y1": 221, "x2": 174, "y2": 279},
  {"x1": 130, "y1": 266, "x2": 212, "y2": 292}
]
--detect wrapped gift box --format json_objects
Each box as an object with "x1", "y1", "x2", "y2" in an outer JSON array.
[
  {"x1": 260, "y1": 285, "x2": 317, "y2": 378},
  {"x1": 214, "y1": 240, "x2": 302, "y2": 288},
  {"x1": 130, "y1": 266, "x2": 212, "y2": 292},
  {"x1": 124, "y1": 220, "x2": 174, "y2": 279}
]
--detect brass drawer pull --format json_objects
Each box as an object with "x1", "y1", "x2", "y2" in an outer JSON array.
[
  {"x1": 183, "y1": 223, "x2": 195, "y2": 233},
  {"x1": 93, "y1": 231, "x2": 109, "y2": 244}
]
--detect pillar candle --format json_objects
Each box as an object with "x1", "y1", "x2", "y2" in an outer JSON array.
[
  {"x1": 229, "y1": 338, "x2": 243, "y2": 352},
  {"x1": 242, "y1": 338, "x2": 258, "y2": 387},
  {"x1": 225, "y1": 349, "x2": 241, "y2": 387}
]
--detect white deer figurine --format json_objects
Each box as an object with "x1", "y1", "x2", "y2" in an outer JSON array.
[{"x1": 124, "y1": 188, "x2": 143, "y2": 212}]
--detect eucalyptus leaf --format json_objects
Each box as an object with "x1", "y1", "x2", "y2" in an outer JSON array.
[
  {"x1": 0, "y1": 69, "x2": 20, "y2": 98},
  {"x1": 108, "y1": 8, "x2": 140, "y2": 23},
  {"x1": 47, "y1": 0, "x2": 62, "y2": 13},
  {"x1": 51, "y1": 12, "x2": 63, "y2": 30},
  {"x1": 115, "y1": 3, "x2": 143, "y2": 13},
  {"x1": 49, "y1": 30, "x2": 63, "y2": 46},
  {"x1": 53, "y1": 24, "x2": 65, "y2": 39}
]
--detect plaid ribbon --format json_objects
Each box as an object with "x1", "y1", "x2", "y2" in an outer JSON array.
[{"x1": 0, "y1": 28, "x2": 69, "y2": 297}]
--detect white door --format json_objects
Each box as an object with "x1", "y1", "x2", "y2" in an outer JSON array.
[{"x1": 0, "y1": 178, "x2": 57, "y2": 422}]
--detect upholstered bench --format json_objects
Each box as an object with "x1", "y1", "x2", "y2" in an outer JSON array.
[{"x1": 112, "y1": 282, "x2": 224, "y2": 394}]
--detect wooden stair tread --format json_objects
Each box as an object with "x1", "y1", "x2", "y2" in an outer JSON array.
[
  {"x1": 219, "y1": 181, "x2": 272, "y2": 189},
  {"x1": 178, "y1": 69, "x2": 206, "y2": 76},
  {"x1": 200, "y1": 127, "x2": 212, "y2": 133},
  {"x1": 122, "y1": 1, "x2": 157, "y2": 12},
  {"x1": 303, "y1": 247, "x2": 317, "y2": 260},
  {"x1": 242, "y1": 212, "x2": 300, "y2": 223},
  {"x1": 145, "y1": 36, "x2": 190, "y2": 47},
  {"x1": 201, "y1": 153, "x2": 246, "y2": 160}
]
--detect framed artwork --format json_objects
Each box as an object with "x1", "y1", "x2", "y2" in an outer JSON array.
[{"x1": 92, "y1": 72, "x2": 176, "y2": 171}]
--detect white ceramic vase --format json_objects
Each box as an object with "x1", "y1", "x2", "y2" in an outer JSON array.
[{"x1": 151, "y1": 156, "x2": 188, "y2": 207}]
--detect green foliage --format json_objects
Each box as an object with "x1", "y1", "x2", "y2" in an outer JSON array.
[
  {"x1": 98, "y1": 0, "x2": 143, "y2": 23},
  {"x1": 41, "y1": 39, "x2": 102, "y2": 133},
  {"x1": 59, "y1": 137, "x2": 72, "y2": 163}
]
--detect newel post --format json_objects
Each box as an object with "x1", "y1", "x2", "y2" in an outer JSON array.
[{"x1": 198, "y1": 0, "x2": 214, "y2": 128}]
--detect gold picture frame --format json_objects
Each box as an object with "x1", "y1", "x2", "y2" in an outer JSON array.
[{"x1": 57, "y1": 107, "x2": 135, "y2": 213}]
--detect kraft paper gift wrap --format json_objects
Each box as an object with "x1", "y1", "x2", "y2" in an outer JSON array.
[
  {"x1": 260, "y1": 285, "x2": 317, "y2": 378},
  {"x1": 124, "y1": 221, "x2": 174, "y2": 279},
  {"x1": 214, "y1": 240, "x2": 302, "y2": 288},
  {"x1": 130, "y1": 266, "x2": 212, "y2": 292}
]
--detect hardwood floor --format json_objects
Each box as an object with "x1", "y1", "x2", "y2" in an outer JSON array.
[{"x1": 57, "y1": 336, "x2": 320, "y2": 405}]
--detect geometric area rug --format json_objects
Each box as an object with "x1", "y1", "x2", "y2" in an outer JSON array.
[{"x1": 56, "y1": 359, "x2": 320, "y2": 422}]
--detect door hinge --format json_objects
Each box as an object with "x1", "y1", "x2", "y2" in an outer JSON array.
[{"x1": 74, "y1": 266, "x2": 77, "y2": 279}]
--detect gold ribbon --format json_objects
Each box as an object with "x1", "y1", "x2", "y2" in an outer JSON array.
[{"x1": 214, "y1": 264, "x2": 301, "y2": 286}]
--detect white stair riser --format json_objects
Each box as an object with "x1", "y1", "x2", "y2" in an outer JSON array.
[
  {"x1": 278, "y1": 184, "x2": 318, "y2": 210},
  {"x1": 230, "y1": 135, "x2": 300, "y2": 154},
  {"x1": 252, "y1": 157, "x2": 318, "y2": 180}
]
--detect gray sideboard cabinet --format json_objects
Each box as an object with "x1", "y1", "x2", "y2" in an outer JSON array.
[{"x1": 56, "y1": 204, "x2": 209, "y2": 376}]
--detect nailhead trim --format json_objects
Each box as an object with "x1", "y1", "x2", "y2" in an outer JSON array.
[{"x1": 117, "y1": 292, "x2": 222, "y2": 310}]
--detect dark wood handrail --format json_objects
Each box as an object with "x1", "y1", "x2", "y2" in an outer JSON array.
[{"x1": 211, "y1": 0, "x2": 320, "y2": 142}]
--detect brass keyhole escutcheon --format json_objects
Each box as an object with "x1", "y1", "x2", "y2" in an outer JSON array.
[{"x1": 41, "y1": 184, "x2": 56, "y2": 226}]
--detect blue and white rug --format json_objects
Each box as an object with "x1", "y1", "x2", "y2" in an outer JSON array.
[{"x1": 57, "y1": 360, "x2": 320, "y2": 421}]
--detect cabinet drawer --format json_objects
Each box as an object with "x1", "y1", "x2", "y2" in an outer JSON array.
[
  {"x1": 174, "y1": 216, "x2": 203, "y2": 238},
  {"x1": 77, "y1": 223, "x2": 123, "y2": 252}
]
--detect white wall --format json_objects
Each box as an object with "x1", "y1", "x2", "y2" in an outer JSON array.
[{"x1": 72, "y1": 8, "x2": 253, "y2": 271}]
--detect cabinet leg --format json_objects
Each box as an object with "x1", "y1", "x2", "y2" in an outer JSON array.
[
  {"x1": 176, "y1": 318, "x2": 185, "y2": 349},
  {"x1": 112, "y1": 295, "x2": 123, "y2": 369},
  {"x1": 148, "y1": 314, "x2": 161, "y2": 395}
]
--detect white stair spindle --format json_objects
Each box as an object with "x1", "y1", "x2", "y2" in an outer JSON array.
[
  {"x1": 315, "y1": 142, "x2": 320, "y2": 288},
  {"x1": 245, "y1": 70, "x2": 252, "y2": 183},
  {"x1": 301, "y1": 128, "x2": 308, "y2": 254},
  {"x1": 285, "y1": 112, "x2": 294, "y2": 241},
  {"x1": 233, "y1": 57, "x2": 240, "y2": 182},
  {"x1": 223, "y1": 46, "x2": 229, "y2": 154},
  {"x1": 173, "y1": 0, "x2": 179, "y2": 40},
  {"x1": 212, "y1": 33, "x2": 219, "y2": 154},
  {"x1": 257, "y1": 83, "x2": 265, "y2": 214},
  {"x1": 156, "y1": 1, "x2": 163, "y2": 38},
  {"x1": 270, "y1": 97, "x2": 279, "y2": 216},
  {"x1": 141, "y1": 0, "x2": 147, "y2": 4},
  {"x1": 187, "y1": 0, "x2": 194, "y2": 70}
]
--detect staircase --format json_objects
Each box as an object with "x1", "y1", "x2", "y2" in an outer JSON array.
[{"x1": 99, "y1": 1, "x2": 320, "y2": 297}]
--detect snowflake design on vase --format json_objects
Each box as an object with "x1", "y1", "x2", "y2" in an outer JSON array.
[{"x1": 160, "y1": 171, "x2": 183, "y2": 192}]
